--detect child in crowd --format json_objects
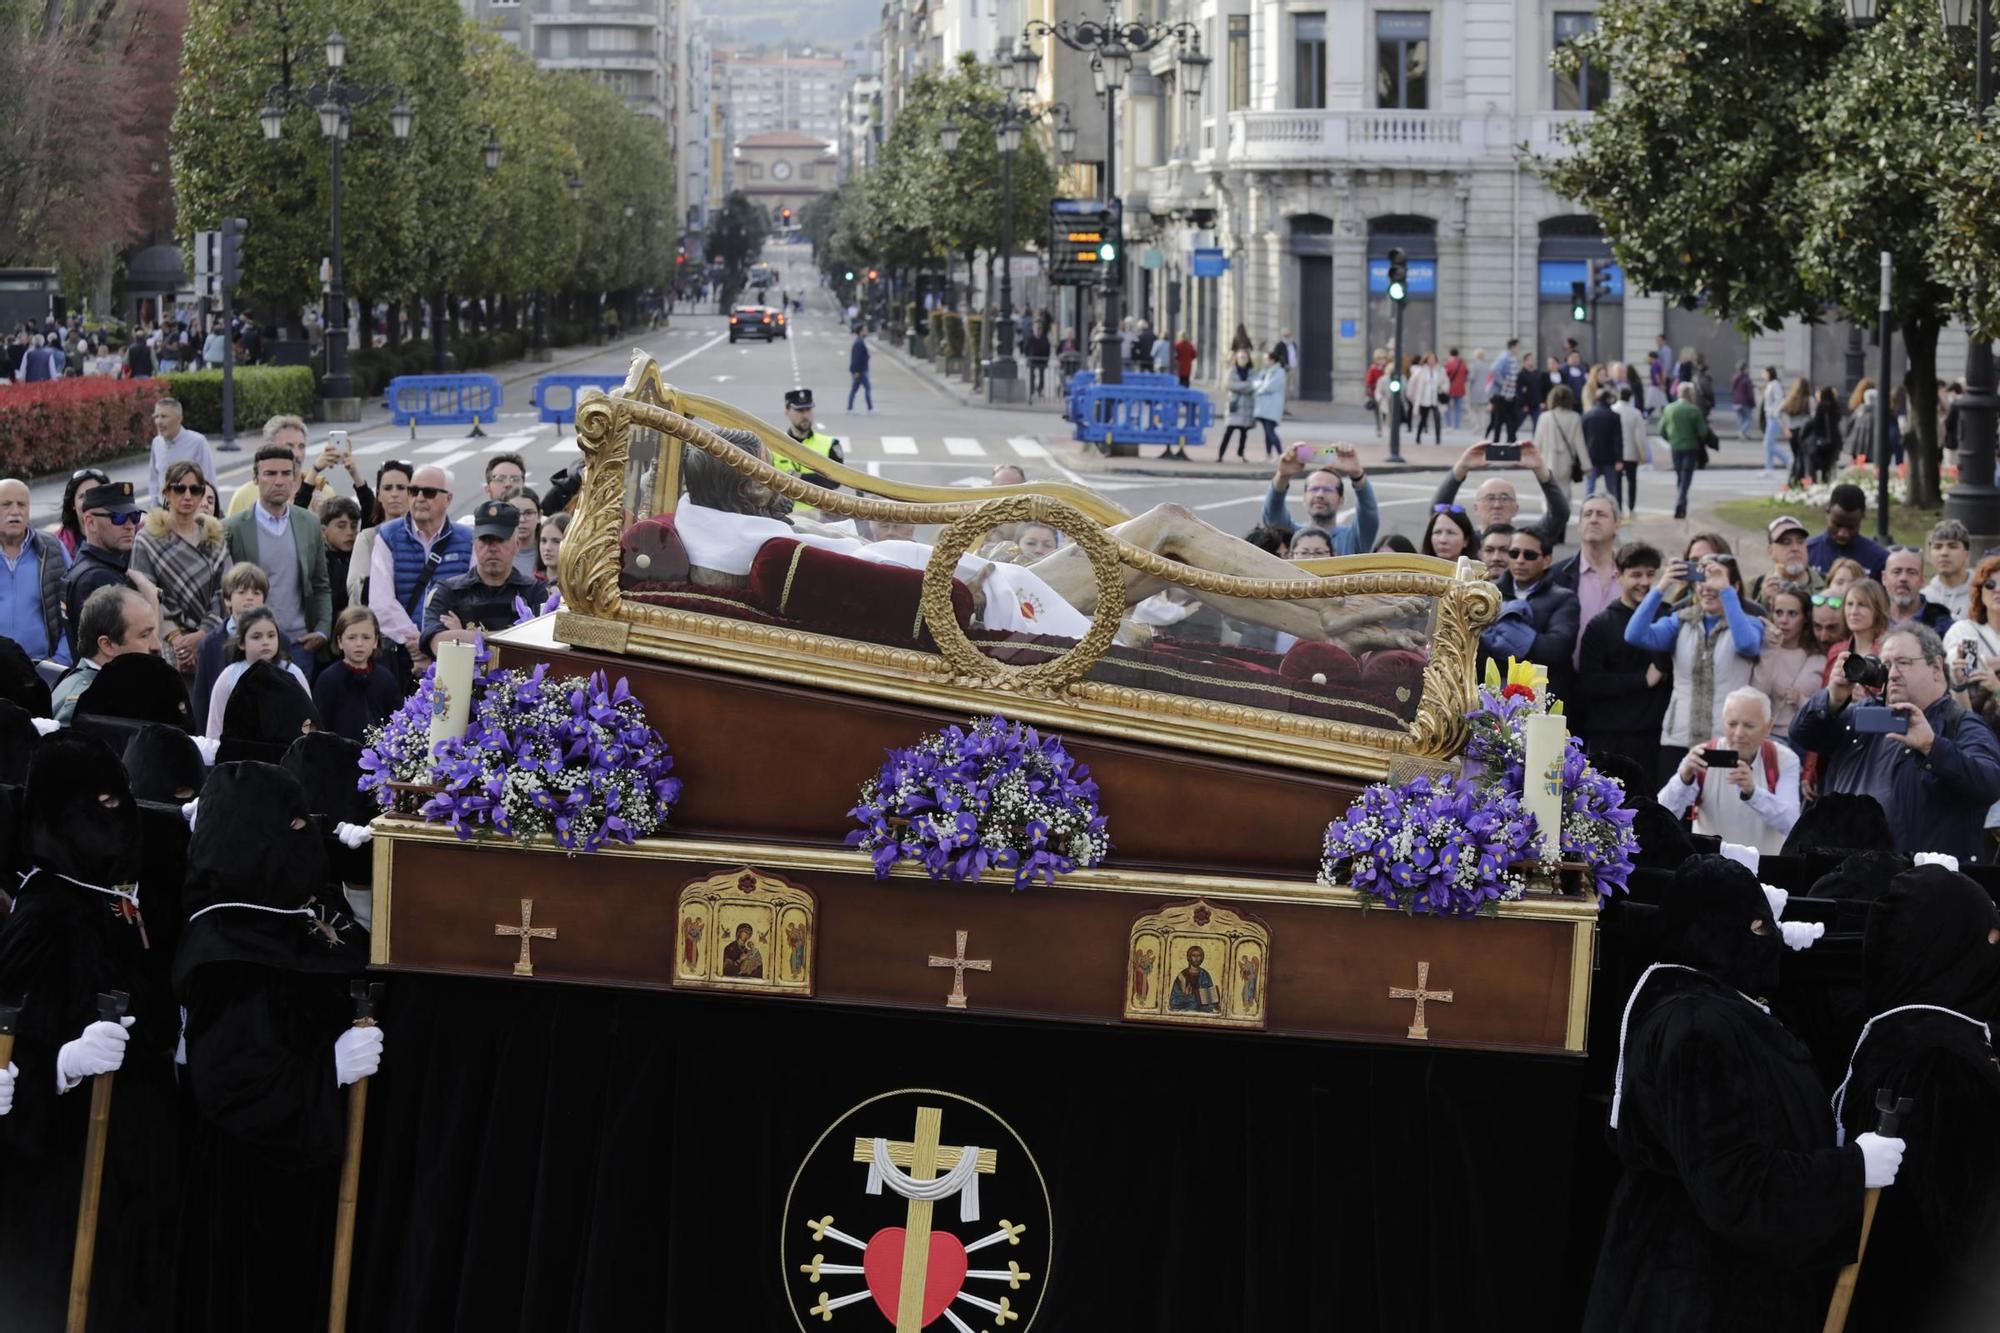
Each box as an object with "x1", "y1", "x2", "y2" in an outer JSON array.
[
  {"x1": 312, "y1": 606, "x2": 402, "y2": 742},
  {"x1": 205, "y1": 607, "x2": 311, "y2": 740},
  {"x1": 192, "y1": 562, "x2": 274, "y2": 732}
]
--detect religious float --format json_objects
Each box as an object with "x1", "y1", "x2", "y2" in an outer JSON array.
[{"x1": 348, "y1": 352, "x2": 1623, "y2": 1331}]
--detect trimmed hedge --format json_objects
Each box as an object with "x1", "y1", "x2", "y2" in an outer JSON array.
[
  {"x1": 0, "y1": 377, "x2": 167, "y2": 476},
  {"x1": 161, "y1": 367, "x2": 316, "y2": 436}
]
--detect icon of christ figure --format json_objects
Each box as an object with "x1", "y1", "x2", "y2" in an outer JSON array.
[{"x1": 1168, "y1": 945, "x2": 1221, "y2": 1013}]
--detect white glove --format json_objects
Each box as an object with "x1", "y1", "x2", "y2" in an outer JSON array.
[
  {"x1": 1721, "y1": 842, "x2": 1762, "y2": 875},
  {"x1": 333, "y1": 1026, "x2": 384, "y2": 1087},
  {"x1": 181, "y1": 799, "x2": 199, "y2": 830},
  {"x1": 1761, "y1": 884, "x2": 1789, "y2": 920},
  {"x1": 56, "y1": 1017, "x2": 134, "y2": 1093},
  {"x1": 0, "y1": 1061, "x2": 15, "y2": 1115},
  {"x1": 1856, "y1": 1132, "x2": 1906, "y2": 1188},
  {"x1": 1780, "y1": 920, "x2": 1825, "y2": 951},
  {"x1": 190, "y1": 735, "x2": 220, "y2": 764},
  {"x1": 30, "y1": 717, "x2": 59, "y2": 737},
  {"x1": 1914, "y1": 851, "x2": 1960, "y2": 872},
  {"x1": 335, "y1": 822, "x2": 374, "y2": 849}
]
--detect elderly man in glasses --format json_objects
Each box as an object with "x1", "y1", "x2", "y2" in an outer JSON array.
[
  {"x1": 368, "y1": 464, "x2": 470, "y2": 672},
  {"x1": 1792, "y1": 623, "x2": 2000, "y2": 863},
  {"x1": 60, "y1": 481, "x2": 160, "y2": 653}
]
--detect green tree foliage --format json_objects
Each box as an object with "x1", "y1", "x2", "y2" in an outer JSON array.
[
  {"x1": 705, "y1": 191, "x2": 770, "y2": 286},
  {"x1": 1545, "y1": 0, "x2": 1993, "y2": 507},
  {"x1": 174, "y1": 0, "x2": 676, "y2": 322}
]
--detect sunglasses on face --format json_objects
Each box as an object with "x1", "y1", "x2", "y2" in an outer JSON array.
[
  {"x1": 1507, "y1": 548, "x2": 1544, "y2": 560},
  {"x1": 164, "y1": 483, "x2": 203, "y2": 496},
  {"x1": 1812, "y1": 594, "x2": 1844, "y2": 608},
  {"x1": 409, "y1": 486, "x2": 447, "y2": 499},
  {"x1": 1985, "y1": 578, "x2": 2000, "y2": 592},
  {"x1": 71, "y1": 468, "x2": 108, "y2": 483},
  {"x1": 1432, "y1": 503, "x2": 1465, "y2": 515},
  {"x1": 87, "y1": 510, "x2": 143, "y2": 526}
]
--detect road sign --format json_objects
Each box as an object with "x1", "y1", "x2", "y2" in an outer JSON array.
[
  {"x1": 1048, "y1": 199, "x2": 1121, "y2": 287},
  {"x1": 1139, "y1": 247, "x2": 1164, "y2": 271},
  {"x1": 1191, "y1": 247, "x2": 1228, "y2": 278}
]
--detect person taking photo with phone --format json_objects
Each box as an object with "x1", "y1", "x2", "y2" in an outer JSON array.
[
  {"x1": 1259, "y1": 444, "x2": 1378, "y2": 555},
  {"x1": 1790, "y1": 624, "x2": 2000, "y2": 863},
  {"x1": 1624, "y1": 553, "x2": 1764, "y2": 784},
  {"x1": 1430, "y1": 440, "x2": 1571, "y2": 549},
  {"x1": 1656, "y1": 686, "x2": 1801, "y2": 853}
]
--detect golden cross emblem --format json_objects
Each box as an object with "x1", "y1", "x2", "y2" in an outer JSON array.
[
  {"x1": 849, "y1": 1106, "x2": 999, "y2": 1333},
  {"x1": 927, "y1": 929, "x2": 991, "y2": 1010},
  {"x1": 1389, "y1": 960, "x2": 1454, "y2": 1041},
  {"x1": 495, "y1": 898, "x2": 557, "y2": 977}
]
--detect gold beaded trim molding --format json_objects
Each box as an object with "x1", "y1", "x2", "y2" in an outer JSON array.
[{"x1": 557, "y1": 353, "x2": 1503, "y2": 770}]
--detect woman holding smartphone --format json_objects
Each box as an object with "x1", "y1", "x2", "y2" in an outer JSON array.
[{"x1": 1624, "y1": 552, "x2": 1764, "y2": 783}]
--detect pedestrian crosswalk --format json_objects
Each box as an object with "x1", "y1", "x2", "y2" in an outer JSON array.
[
  {"x1": 349, "y1": 427, "x2": 1055, "y2": 468},
  {"x1": 841, "y1": 434, "x2": 1051, "y2": 462}
]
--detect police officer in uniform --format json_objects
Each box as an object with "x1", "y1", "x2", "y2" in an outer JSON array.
[
  {"x1": 418, "y1": 500, "x2": 549, "y2": 657},
  {"x1": 777, "y1": 388, "x2": 844, "y2": 490}
]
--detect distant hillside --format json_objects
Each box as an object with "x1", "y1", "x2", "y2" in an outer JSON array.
[{"x1": 700, "y1": 0, "x2": 877, "y2": 50}]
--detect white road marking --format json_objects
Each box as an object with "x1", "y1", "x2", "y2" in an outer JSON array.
[
  {"x1": 659, "y1": 332, "x2": 728, "y2": 372},
  {"x1": 1192, "y1": 495, "x2": 1262, "y2": 511},
  {"x1": 1006, "y1": 436, "x2": 1050, "y2": 458},
  {"x1": 426, "y1": 448, "x2": 480, "y2": 470},
  {"x1": 944, "y1": 437, "x2": 985, "y2": 457},
  {"x1": 879, "y1": 436, "x2": 919, "y2": 455}
]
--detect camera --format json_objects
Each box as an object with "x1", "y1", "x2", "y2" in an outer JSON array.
[{"x1": 1843, "y1": 653, "x2": 1890, "y2": 691}]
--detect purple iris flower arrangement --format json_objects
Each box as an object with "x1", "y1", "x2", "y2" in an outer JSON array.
[
  {"x1": 360, "y1": 643, "x2": 681, "y2": 854},
  {"x1": 847, "y1": 715, "x2": 1111, "y2": 892},
  {"x1": 1319, "y1": 775, "x2": 1537, "y2": 918}
]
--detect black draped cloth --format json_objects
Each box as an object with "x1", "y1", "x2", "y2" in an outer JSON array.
[{"x1": 348, "y1": 978, "x2": 1591, "y2": 1330}]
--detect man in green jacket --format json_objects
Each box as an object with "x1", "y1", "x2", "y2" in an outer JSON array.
[
  {"x1": 1659, "y1": 383, "x2": 1709, "y2": 520},
  {"x1": 224, "y1": 443, "x2": 331, "y2": 674}
]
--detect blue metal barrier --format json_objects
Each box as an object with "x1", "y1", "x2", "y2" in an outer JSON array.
[
  {"x1": 1061, "y1": 370, "x2": 1182, "y2": 424},
  {"x1": 387, "y1": 375, "x2": 505, "y2": 432},
  {"x1": 534, "y1": 373, "x2": 626, "y2": 427},
  {"x1": 1072, "y1": 382, "x2": 1214, "y2": 455}
]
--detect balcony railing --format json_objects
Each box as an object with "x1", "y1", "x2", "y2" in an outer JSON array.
[{"x1": 1222, "y1": 109, "x2": 1591, "y2": 168}]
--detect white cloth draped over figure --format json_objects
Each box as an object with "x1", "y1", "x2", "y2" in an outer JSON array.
[{"x1": 672, "y1": 501, "x2": 1095, "y2": 639}]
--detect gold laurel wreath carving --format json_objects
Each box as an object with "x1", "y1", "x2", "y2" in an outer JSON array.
[
  {"x1": 919, "y1": 496, "x2": 1129, "y2": 694},
  {"x1": 554, "y1": 355, "x2": 1505, "y2": 765}
]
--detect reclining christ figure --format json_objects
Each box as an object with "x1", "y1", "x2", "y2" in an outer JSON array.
[{"x1": 661, "y1": 429, "x2": 1429, "y2": 651}]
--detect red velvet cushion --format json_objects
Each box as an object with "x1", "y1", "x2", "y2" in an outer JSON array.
[
  {"x1": 620, "y1": 515, "x2": 691, "y2": 584},
  {"x1": 1278, "y1": 641, "x2": 1360, "y2": 685},
  {"x1": 1360, "y1": 649, "x2": 1427, "y2": 706},
  {"x1": 745, "y1": 539, "x2": 973, "y2": 646}
]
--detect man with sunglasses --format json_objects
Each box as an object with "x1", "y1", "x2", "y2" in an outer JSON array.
[
  {"x1": 1480, "y1": 526, "x2": 1580, "y2": 700},
  {"x1": 60, "y1": 481, "x2": 157, "y2": 654},
  {"x1": 369, "y1": 464, "x2": 470, "y2": 671}
]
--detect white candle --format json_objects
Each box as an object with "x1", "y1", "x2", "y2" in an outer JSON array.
[
  {"x1": 1521, "y1": 713, "x2": 1568, "y2": 864},
  {"x1": 428, "y1": 639, "x2": 477, "y2": 755}
]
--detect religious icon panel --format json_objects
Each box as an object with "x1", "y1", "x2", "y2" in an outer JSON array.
[
  {"x1": 672, "y1": 867, "x2": 815, "y2": 997},
  {"x1": 1123, "y1": 899, "x2": 1270, "y2": 1030}
]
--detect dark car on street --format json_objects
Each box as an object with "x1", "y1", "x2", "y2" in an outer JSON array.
[{"x1": 728, "y1": 306, "x2": 787, "y2": 342}]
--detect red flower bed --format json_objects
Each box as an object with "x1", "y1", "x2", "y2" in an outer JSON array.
[{"x1": 0, "y1": 377, "x2": 167, "y2": 477}]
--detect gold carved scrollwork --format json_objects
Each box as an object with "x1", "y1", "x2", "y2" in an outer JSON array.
[{"x1": 920, "y1": 497, "x2": 1127, "y2": 694}]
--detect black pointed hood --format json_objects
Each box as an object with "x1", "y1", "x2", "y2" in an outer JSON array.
[
  {"x1": 220, "y1": 659, "x2": 321, "y2": 749},
  {"x1": 1864, "y1": 864, "x2": 2000, "y2": 1018},
  {"x1": 281, "y1": 732, "x2": 373, "y2": 885},
  {"x1": 23, "y1": 730, "x2": 139, "y2": 885},
  {"x1": 74, "y1": 650, "x2": 193, "y2": 729},
  {"x1": 1659, "y1": 853, "x2": 1784, "y2": 999},
  {"x1": 123, "y1": 723, "x2": 207, "y2": 804}
]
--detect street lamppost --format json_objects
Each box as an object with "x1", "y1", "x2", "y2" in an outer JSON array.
[
  {"x1": 940, "y1": 67, "x2": 1076, "y2": 403},
  {"x1": 260, "y1": 30, "x2": 413, "y2": 420},
  {"x1": 1938, "y1": 0, "x2": 2000, "y2": 541},
  {"x1": 1010, "y1": 7, "x2": 1208, "y2": 386}
]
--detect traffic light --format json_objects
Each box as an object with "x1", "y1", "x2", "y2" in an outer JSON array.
[
  {"x1": 866, "y1": 269, "x2": 879, "y2": 282},
  {"x1": 1386, "y1": 247, "x2": 1408, "y2": 303},
  {"x1": 1387, "y1": 362, "x2": 1404, "y2": 396},
  {"x1": 676, "y1": 250, "x2": 687, "y2": 266},
  {"x1": 781, "y1": 207, "x2": 793, "y2": 225},
  {"x1": 844, "y1": 270, "x2": 855, "y2": 281},
  {"x1": 1590, "y1": 258, "x2": 1614, "y2": 302},
  {"x1": 1570, "y1": 281, "x2": 1588, "y2": 322},
  {"x1": 219, "y1": 216, "x2": 248, "y2": 292}
]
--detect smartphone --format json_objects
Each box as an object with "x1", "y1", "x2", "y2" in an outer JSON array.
[
  {"x1": 1294, "y1": 443, "x2": 1344, "y2": 465},
  {"x1": 1701, "y1": 748, "x2": 1740, "y2": 770},
  {"x1": 328, "y1": 428, "x2": 350, "y2": 459},
  {"x1": 1485, "y1": 443, "x2": 1522, "y2": 463},
  {"x1": 1675, "y1": 560, "x2": 1697, "y2": 581},
  {"x1": 1850, "y1": 705, "x2": 1910, "y2": 736}
]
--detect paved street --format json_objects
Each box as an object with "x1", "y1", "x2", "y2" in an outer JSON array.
[{"x1": 37, "y1": 240, "x2": 1798, "y2": 554}]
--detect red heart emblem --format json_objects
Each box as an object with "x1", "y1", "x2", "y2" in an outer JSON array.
[{"x1": 862, "y1": 1227, "x2": 967, "y2": 1327}]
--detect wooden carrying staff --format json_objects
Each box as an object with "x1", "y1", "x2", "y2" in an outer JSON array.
[
  {"x1": 328, "y1": 980, "x2": 383, "y2": 1333},
  {"x1": 1822, "y1": 1087, "x2": 1914, "y2": 1333},
  {"x1": 67, "y1": 990, "x2": 129, "y2": 1333},
  {"x1": 0, "y1": 999, "x2": 20, "y2": 1078}
]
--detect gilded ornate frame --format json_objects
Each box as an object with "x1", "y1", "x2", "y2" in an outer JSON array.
[{"x1": 546, "y1": 352, "x2": 1501, "y2": 779}]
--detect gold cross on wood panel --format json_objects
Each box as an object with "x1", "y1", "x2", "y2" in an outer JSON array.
[
  {"x1": 495, "y1": 898, "x2": 557, "y2": 977},
  {"x1": 1389, "y1": 960, "x2": 1453, "y2": 1040},
  {"x1": 927, "y1": 929, "x2": 991, "y2": 1010}
]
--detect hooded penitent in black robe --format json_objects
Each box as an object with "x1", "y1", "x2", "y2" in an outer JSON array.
[
  {"x1": 123, "y1": 722, "x2": 208, "y2": 804},
  {"x1": 1833, "y1": 865, "x2": 2000, "y2": 1333},
  {"x1": 281, "y1": 731, "x2": 376, "y2": 924},
  {"x1": 0, "y1": 733, "x2": 181, "y2": 1330},
  {"x1": 1583, "y1": 854, "x2": 1866, "y2": 1333},
  {"x1": 173, "y1": 761, "x2": 368, "y2": 1333}
]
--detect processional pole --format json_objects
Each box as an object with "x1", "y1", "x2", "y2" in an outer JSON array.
[
  {"x1": 328, "y1": 980, "x2": 384, "y2": 1333},
  {"x1": 66, "y1": 991, "x2": 128, "y2": 1333},
  {"x1": 1821, "y1": 1087, "x2": 1913, "y2": 1333}
]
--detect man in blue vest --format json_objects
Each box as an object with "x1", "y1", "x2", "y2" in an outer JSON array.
[{"x1": 366, "y1": 462, "x2": 470, "y2": 671}]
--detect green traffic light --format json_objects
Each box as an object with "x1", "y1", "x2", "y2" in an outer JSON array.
[
  {"x1": 1100, "y1": 242, "x2": 1117, "y2": 261},
  {"x1": 844, "y1": 271, "x2": 855, "y2": 281},
  {"x1": 1388, "y1": 376, "x2": 1403, "y2": 394},
  {"x1": 1573, "y1": 304, "x2": 1587, "y2": 321},
  {"x1": 1388, "y1": 281, "x2": 1406, "y2": 302}
]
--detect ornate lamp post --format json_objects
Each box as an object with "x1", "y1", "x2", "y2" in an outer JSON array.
[
  {"x1": 1937, "y1": 0, "x2": 2000, "y2": 540},
  {"x1": 260, "y1": 30, "x2": 413, "y2": 419},
  {"x1": 1011, "y1": 7, "x2": 1208, "y2": 385},
  {"x1": 940, "y1": 64, "x2": 1076, "y2": 403}
]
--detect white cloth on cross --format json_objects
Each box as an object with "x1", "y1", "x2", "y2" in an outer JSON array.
[{"x1": 864, "y1": 1137, "x2": 984, "y2": 1222}]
